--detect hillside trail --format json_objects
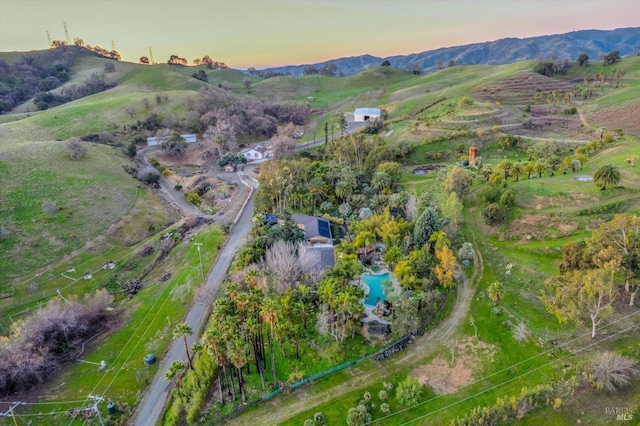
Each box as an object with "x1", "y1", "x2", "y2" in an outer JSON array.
[{"x1": 228, "y1": 237, "x2": 484, "y2": 425}]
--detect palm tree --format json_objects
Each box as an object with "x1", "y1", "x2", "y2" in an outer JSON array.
[
  {"x1": 335, "y1": 180, "x2": 354, "y2": 202},
  {"x1": 523, "y1": 162, "x2": 535, "y2": 179},
  {"x1": 227, "y1": 333, "x2": 249, "y2": 403},
  {"x1": 165, "y1": 360, "x2": 187, "y2": 388},
  {"x1": 354, "y1": 230, "x2": 376, "y2": 258},
  {"x1": 261, "y1": 297, "x2": 281, "y2": 387},
  {"x1": 593, "y1": 165, "x2": 621, "y2": 190},
  {"x1": 496, "y1": 160, "x2": 513, "y2": 180},
  {"x1": 173, "y1": 323, "x2": 194, "y2": 370},
  {"x1": 487, "y1": 281, "x2": 504, "y2": 306},
  {"x1": 204, "y1": 326, "x2": 228, "y2": 403},
  {"x1": 534, "y1": 161, "x2": 548, "y2": 178},
  {"x1": 371, "y1": 171, "x2": 391, "y2": 192},
  {"x1": 511, "y1": 163, "x2": 524, "y2": 182}
]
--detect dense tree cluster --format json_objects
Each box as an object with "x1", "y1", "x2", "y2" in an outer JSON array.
[
  {"x1": 191, "y1": 87, "x2": 309, "y2": 138},
  {"x1": 545, "y1": 214, "x2": 640, "y2": 338},
  {"x1": 533, "y1": 57, "x2": 570, "y2": 76},
  {"x1": 303, "y1": 63, "x2": 338, "y2": 76},
  {"x1": 0, "y1": 291, "x2": 114, "y2": 395},
  {"x1": 0, "y1": 48, "x2": 80, "y2": 113},
  {"x1": 246, "y1": 68, "x2": 290, "y2": 78}
]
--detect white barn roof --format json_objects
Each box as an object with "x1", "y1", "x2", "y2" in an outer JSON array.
[{"x1": 354, "y1": 108, "x2": 381, "y2": 115}]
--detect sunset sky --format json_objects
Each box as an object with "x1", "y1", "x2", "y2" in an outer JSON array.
[{"x1": 0, "y1": 0, "x2": 638, "y2": 68}]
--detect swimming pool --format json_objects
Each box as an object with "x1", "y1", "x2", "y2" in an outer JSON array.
[{"x1": 361, "y1": 272, "x2": 391, "y2": 307}]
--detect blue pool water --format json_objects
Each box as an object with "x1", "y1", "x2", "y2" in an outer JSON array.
[{"x1": 361, "y1": 272, "x2": 391, "y2": 307}]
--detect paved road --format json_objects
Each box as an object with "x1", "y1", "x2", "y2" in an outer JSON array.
[
  {"x1": 130, "y1": 175, "x2": 255, "y2": 426},
  {"x1": 130, "y1": 122, "x2": 360, "y2": 425}
]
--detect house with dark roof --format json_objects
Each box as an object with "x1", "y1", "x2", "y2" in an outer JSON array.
[{"x1": 291, "y1": 214, "x2": 334, "y2": 271}]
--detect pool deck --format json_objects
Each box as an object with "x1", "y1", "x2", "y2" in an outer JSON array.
[{"x1": 362, "y1": 304, "x2": 391, "y2": 325}]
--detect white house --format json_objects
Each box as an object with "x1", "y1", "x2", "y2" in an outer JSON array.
[
  {"x1": 241, "y1": 144, "x2": 269, "y2": 161},
  {"x1": 354, "y1": 108, "x2": 381, "y2": 122}
]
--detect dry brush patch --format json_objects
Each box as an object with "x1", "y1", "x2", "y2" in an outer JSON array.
[
  {"x1": 0, "y1": 290, "x2": 117, "y2": 396},
  {"x1": 410, "y1": 336, "x2": 496, "y2": 395}
]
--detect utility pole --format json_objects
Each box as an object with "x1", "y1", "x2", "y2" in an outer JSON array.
[
  {"x1": 194, "y1": 243, "x2": 204, "y2": 283},
  {"x1": 63, "y1": 22, "x2": 70, "y2": 42},
  {"x1": 2, "y1": 402, "x2": 21, "y2": 426},
  {"x1": 46, "y1": 30, "x2": 51, "y2": 47},
  {"x1": 88, "y1": 395, "x2": 105, "y2": 426}
]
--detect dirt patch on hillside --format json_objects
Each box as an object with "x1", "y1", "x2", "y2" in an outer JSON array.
[
  {"x1": 410, "y1": 336, "x2": 495, "y2": 395},
  {"x1": 589, "y1": 104, "x2": 640, "y2": 137},
  {"x1": 149, "y1": 142, "x2": 214, "y2": 168},
  {"x1": 506, "y1": 213, "x2": 578, "y2": 241}
]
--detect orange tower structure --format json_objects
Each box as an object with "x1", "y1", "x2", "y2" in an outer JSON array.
[{"x1": 469, "y1": 146, "x2": 478, "y2": 166}]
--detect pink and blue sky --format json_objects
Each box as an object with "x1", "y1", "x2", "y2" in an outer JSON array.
[{"x1": 0, "y1": 0, "x2": 638, "y2": 68}]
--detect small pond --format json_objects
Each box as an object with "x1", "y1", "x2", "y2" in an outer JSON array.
[{"x1": 575, "y1": 176, "x2": 593, "y2": 182}]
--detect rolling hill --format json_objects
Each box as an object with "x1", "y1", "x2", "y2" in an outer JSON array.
[{"x1": 262, "y1": 27, "x2": 640, "y2": 76}]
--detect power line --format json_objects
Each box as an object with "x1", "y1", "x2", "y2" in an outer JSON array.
[
  {"x1": 371, "y1": 312, "x2": 640, "y2": 425},
  {"x1": 68, "y1": 243, "x2": 201, "y2": 425}
]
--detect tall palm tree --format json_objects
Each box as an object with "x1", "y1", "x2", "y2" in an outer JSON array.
[
  {"x1": 534, "y1": 161, "x2": 548, "y2": 178},
  {"x1": 204, "y1": 326, "x2": 228, "y2": 403},
  {"x1": 227, "y1": 333, "x2": 249, "y2": 403},
  {"x1": 511, "y1": 163, "x2": 524, "y2": 182},
  {"x1": 523, "y1": 162, "x2": 536, "y2": 179},
  {"x1": 496, "y1": 160, "x2": 513, "y2": 180},
  {"x1": 260, "y1": 297, "x2": 281, "y2": 387},
  {"x1": 173, "y1": 323, "x2": 194, "y2": 369},
  {"x1": 165, "y1": 360, "x2": 187, "y2": 388},
  {"x1": 593, "y1": 164, "x2": 621, "y2": 190}
]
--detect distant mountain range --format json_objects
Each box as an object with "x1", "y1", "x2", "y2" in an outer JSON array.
[{"x1": 263, "y1": 27, "x2": 640, "y2": 76}]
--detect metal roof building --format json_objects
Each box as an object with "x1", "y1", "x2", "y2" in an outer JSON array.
[{"x1": 354, "y1": 108, "x2": 381, "y2": 122}]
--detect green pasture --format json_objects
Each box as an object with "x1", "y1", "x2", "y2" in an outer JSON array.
[
  {"x1": 0, "y1": 142, "x2": 143, "y2": 283},
  {"x1": 13, "y1": 225, "x2": 225, "y2": 424}
]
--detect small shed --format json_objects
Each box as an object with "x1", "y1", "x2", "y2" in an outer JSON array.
[{"x1": 354, "y1": 108, "x2": 381, "y2": 122}]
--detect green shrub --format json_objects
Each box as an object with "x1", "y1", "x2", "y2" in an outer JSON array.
[
  {"x1": 395, "y1": 376, "x2": 424, "y2": 406},
  {"x1": 500, "y1": 189, "x2": 516, "y2": 207},
  {"x1": 186, "y1": 192, "x2": 202, "y2": 205}
]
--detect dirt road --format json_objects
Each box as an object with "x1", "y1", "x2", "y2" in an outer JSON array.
[{"x1": 227, "y1": 239, "x2": 484, "y2": 425}]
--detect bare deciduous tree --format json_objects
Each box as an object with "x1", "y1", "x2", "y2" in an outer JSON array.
[
  {"x1": 262, "y1": 241, "x2": 318, "y2": 294},
  {"x1": 171, "y1": 279, "x2": 192, "y2": 304},
  {"x1": 65, "y1": 137, "x2": 87, "y2": 160},
  {"x1": 589, "y1": 351, "x2": 638, "y2": 392},
  {"x1": 204, "y1": 119, "x2": 237, "y2": 159},
  {"x1": 0, "y1": 290, "x2": 113, "y2": 394}
]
